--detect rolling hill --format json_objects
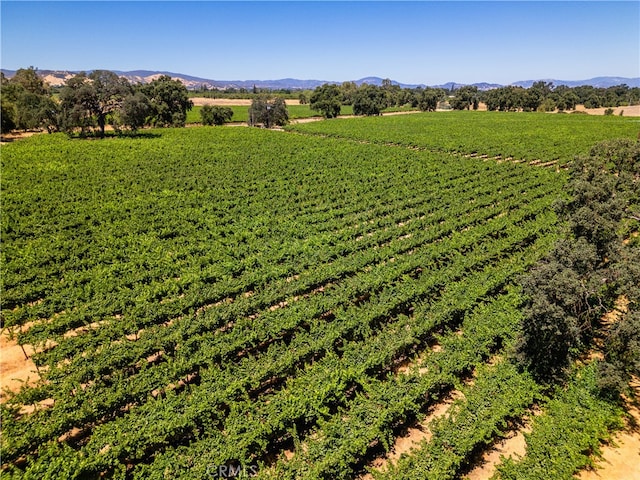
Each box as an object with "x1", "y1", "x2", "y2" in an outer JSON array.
[{"x1": 1, "y1": 68, "x2": 638, "y2": 91}]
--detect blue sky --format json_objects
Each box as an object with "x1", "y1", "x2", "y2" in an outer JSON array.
[{"x1": 1, "y1": 1, "x2": 638, "y2": 85}]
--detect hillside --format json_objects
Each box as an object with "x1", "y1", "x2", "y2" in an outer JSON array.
[{"x1": 1, "y1": 68, "x2": 638, "y2": 91}]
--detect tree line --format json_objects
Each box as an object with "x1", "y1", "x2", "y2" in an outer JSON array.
[
  {"x1": 480, "y1": 82, "x2": 640, "y2": 112},
  {"x1": 191, "y1": 81, "x2": 640, "y2": 112},
  {"x1": 3, "y1": 68, "x2": 638, "y2": 134},
  {"x1": 307, "y1": 79, "x2": 447, "y2": 118},
  {"x1": 1, "y1": 67, "x2": 193, "y2": 136},
  {"x1": 305, "y1": 79, "x2": 639, "y2": 118}
]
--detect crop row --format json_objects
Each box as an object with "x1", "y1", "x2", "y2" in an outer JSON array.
[
  {"x1": 287, "y1": 111, "x2": 639, "y2": 164},
  {"x1": 31, "y1": 171, "x2": 552, "y2": 373},
  {"x1": 3, "y1": 129, "x2": 550, "y2": 336},
  {"x1": 5, "y1": 225, "x2": 553, "y2": 478},
  {"x1": 9, "y1": 156, "x2": 537, "y2": 349},
  {"x1": 261, "y1": 289, "x2": 528, "y2": 480},
  {"x1": 2, "y1": 192, "x2": 556, "y2": 466}
]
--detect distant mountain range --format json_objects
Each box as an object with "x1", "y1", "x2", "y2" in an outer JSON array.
[{"x1": 2, "y1": 69, "x2": 638, "y2": 91}]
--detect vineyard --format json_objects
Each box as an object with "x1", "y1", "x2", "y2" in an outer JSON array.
[
  {"x1": 287, "y1": 111, "x2": 640, "y2": 165},
  {"x1": 0, "y1": 112, "x2": 637, "y2": 479}
]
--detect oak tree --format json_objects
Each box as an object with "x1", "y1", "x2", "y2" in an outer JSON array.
[
  {"x1": 142, "y1": 75, "x2": 193, "y2": 127},
  {"x1": 310, "y1": 84, "x2": 342, "y2": 119}
]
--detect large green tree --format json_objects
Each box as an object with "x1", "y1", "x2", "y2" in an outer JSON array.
[
  {"x1": 1, "y1": 89, "x2": 17, "y2": 132},
  {"x1": 551, "y1": 86, "x2": 579, "y2": 111},
  {"x1": 483, "y1": 86, "x2": 527, "y2": 111},
  {"x1": 142, "y1": 75, "x2": 193, "y2": 127},
  {"x1": 450, "y1": 85, "x2": 479, "y2": 110},
  {"x1": 1, "y1": 73, "x2": 18, "y2": 133},
  {"x1": 418, "y1": 88, "x2": 444, "y2": 112},
  {"x1": 118, "y1": 92, "x2": 152, "y2": 132},
  {"x1": 353, "y1": 84, "x2": 387, "y2": 116},
  {"x1": 381, "y1": 78, "x2": 402, "y2": 107},
  {"x1": 14, "y1": 91, "x2": 58, "y2": 131},
  {"x1": 340, "y1": 81, "x2": 358, "y2": 105},
  {"x1": 60, "y1": 70, "x2": 132, "y2": 137},
  {"x1": 59, "y1": 73, "x2": 98, "y2": 135},
  {"x1": 10, "y1": 66, "x2": 48, "y2": 95},
  {"x1": 310, "y1": 84, "x2": 342, "y2": 119},
  {"x1": 1, "y1": 67, "x2": 59, "y2": 132}
]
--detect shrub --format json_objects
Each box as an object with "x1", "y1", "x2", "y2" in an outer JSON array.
[{"x1": 201, "y1": 105, "x2": 233, "y2": 126}]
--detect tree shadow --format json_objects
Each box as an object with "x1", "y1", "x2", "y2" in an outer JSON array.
[
  {"x1": 0, "y1": 131, "x2": 41, "y2": 143},
  {"x1": 67, "y1": 131, "x2": 162, "y2": 140},
  {"x1": 624, "y1": 378, "x2": 640, "y2": 433}
]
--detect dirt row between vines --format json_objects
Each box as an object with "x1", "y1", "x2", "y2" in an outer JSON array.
[
  {"x1": 359, "y1": 390, "x2": 464, "y2": 480},
  {"x1": 578, "y1": 395, "x2": 640, "y2": 480},
  {"x1": 0, "y1": 329, "x2": 39, "y2": 403}
]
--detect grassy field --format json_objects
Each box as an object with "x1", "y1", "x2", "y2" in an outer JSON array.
[{"x1": 1, "y1": 112, "x2": 636, "y2": 479}]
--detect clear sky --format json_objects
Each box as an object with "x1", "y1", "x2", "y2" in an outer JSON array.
[{"x1": 1, "y1": 1, "x2": 638, "y2": 85}]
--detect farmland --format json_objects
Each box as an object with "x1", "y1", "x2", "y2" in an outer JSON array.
[
  {"x1": 287, "y1": 111, "x2": 640, "y2": 165},
  {"x1": 186, "y1": 104, "x2": 356, "y2": 124},
  {"x1": 1, "y1": 111, "x2": 638, "y2": 479}
]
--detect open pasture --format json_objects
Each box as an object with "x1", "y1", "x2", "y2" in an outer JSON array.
[{"x1": 0, "y1": 111, "x2": 634, "y2": 479}]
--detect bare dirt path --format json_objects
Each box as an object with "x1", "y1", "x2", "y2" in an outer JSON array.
[
  {"x1": 464, "y1": 413, "x2": 537, "y2": 480},
  {"x1": 0, "y1": 131, "x2": 40, "y2": 144},
  {"x1": 0, "y1": 329, "x2": 39, "y2": 403},
  {"x1": 359, "y1": 390, "x2": 463, "y2": 480},
  {"x1": 577, "y1": 393, "x2": 640, "y2": 480},
  {"x1": 466, "y1": 431, "x2": 529, "y2": 480},
  {"x1": 571, "y1": 104, "x2": 640, "y2": 117}
]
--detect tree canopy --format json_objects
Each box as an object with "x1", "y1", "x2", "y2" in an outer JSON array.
[
  {"x1": 477, "y1": 82, "x2": 638, "y2": 112},
  {"x1": 1, "y1": 67, "x2": 56, "y2": 133},
  {"x1": 118, "y1": 92, "x2": 152, "y2": 132},
  {"x1": 450, "y1": 85, "x2": 479, "y2": 110},
  {"x1": 418, "y1": 88, "x2": 445, "y2": 112},
  {"x1": 56, "y1": 71, "x2": 192, "y2": 136},
  {"x1": 141, "y1": 75, "x2": 193, "y2": 127},
  {"x1": 309, "y1": 84, "x2": 342, "y2": 119},
  {"x1": 515, "y1": 139, "x2": 640, "y2": 391},
  {"x1": 353, "y1": 84, "x2": 387, "y2": 116},
  {"x1": 3, "y1": 66, "x2": 640, "y2": 136},
  {"x1": 60, "y1": 70, "x2": 132, "y2": 137},
  {"x1": 248, "y1": 97, "x2": 288, "y2": 128}
]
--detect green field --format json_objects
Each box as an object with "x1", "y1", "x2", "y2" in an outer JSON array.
[
  {"x1": 288, "y1": 110, "x2": 640, "y2": 164},
  {"x1": 186, "y1": 104, "x2": 356, "y2": 124},
  {"x1": 1, "y1": 112, "x2": 635, "y2": 479}
]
